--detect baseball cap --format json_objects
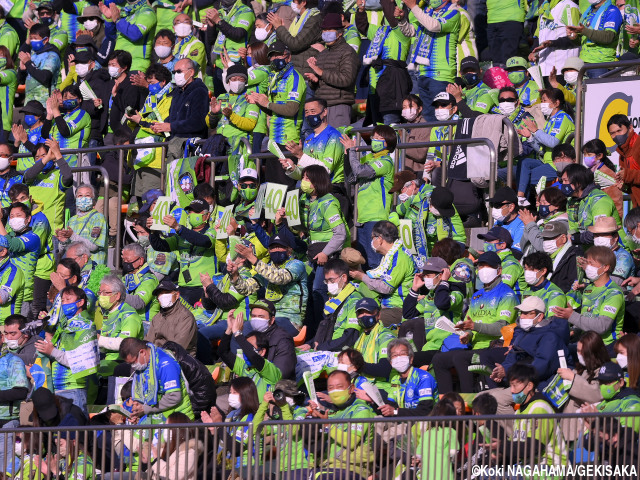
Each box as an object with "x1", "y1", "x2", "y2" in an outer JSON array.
[
  {"x1": 476, "y1": 251, "x2": 501, "y2": 268},
  {"x1": 597, "y1": 362, "x2": 624, "y2": 383},
  {"x1": 460, "y1": 56, "x2": 480, "y2": 72},
  {"x1": 269, "y1": 234, "x2": 292, "y2": 249},
  {"x1": 422, "y1": 257, "x2": 448, "y2": 273},
  {"x1": 505, "y1": 56, "x2": 528, "y2": 70},
  {"x1": 20, "y1": 100, "x2": 46, "y2": 117},
  {"x1": 389, "y1": 170, "x2": 417, "y2": 193},
  {"x1": 250, "y1": 299, "x2": 276, "y2": 317},
  {"x1": 541, "y1": 221, "x2": 568, "y2": 239},
  {"x1": 268, "y1": 40, "x2": 289, "y2": 57},
  {"x1": 487, "y1": 186, "x2": 518, "y2": 206},
  {"x1": 340, "y1": 247, "x2": 365, "y2": 268},
  {"x1": 139, "y1": 189, "x2": 163, "y2": 213},
  {"x1": 478, "y1": 226, "x2": 513, "y2": 247},
  {"x1": 516, "y1": 296, "x2": 545, "y2": 313},
  {"x1": 185, "y1": 199, "x2": 209, "y2": 213},
  {"x1": 74, "y1": 46, "x2": 94, "y2": 63},
  {"x1": 355, "y1": 297, "x2": 380, "y2": 313},
  {"x1": 152, "y1": 279, "x2": 179, "y2": 295},
  {"x1": 239, "y1": 168, "x2": 258, "y2": 181},
  {"x1": 432, "y1": 91, "x2": 456, "y2": 106},
  {"x1": 429, "y1": 186, "x2": 455, "y2": 218},
  {"x1": 36, "y1": 1, "x2": 54, "y2": 12}
]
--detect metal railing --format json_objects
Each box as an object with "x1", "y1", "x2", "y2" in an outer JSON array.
[
  {"x1": 4, "y1": 411, "x2": 639, "y2": 480},
  {"x1": 574, "y1": 58, "x2": 640, "y2": 161}
]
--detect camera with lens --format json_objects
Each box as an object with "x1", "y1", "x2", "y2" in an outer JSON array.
[{"x1": 272, "y1": 389, "x2": 288, "y2": 407}]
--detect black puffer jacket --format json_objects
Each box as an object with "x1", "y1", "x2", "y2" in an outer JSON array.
[
  {"x1": 162, "y1": 341, "x2": 216, "y2": 414},
  {"x1": 312, "y1": 36, "x2": 360, "y2": 107}
]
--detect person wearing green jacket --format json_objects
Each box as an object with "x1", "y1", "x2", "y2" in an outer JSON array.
[
  {"x1": 479, "y1": 226, "x2": 526, "y2": 296},
  {"x1": 521, "y1": 252, "x2": 567, "y2": 317},
  {"x1": 121, "y1": 243, "x2": 160, "y2": 323},
  {"x1": 589, "y1": 362, "x2": 640, "y2": 433},
  {"x1": 486, "y1": 0, "x2": 525, "y2": 64},
  {"x1": 0, "y1": 47, "x2": 17, "y2": 137}
]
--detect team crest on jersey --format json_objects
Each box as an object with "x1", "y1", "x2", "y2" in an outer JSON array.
[
  {"x1": 406, "y1": 387, "x2": 414, "y2": 398},
  {"x1": 179, "y1": 173, "x2": 195, "y2": 194}
]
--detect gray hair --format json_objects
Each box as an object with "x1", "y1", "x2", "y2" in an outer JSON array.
[
  {"x1": 624, "y1": 207, "x2": 640, "y2": 233},
  {"x1": 372, "y1": 221, "x2": 399, "y2": 244},
  {"x1": 388, "y1": 338, "x2": 414, "y2": 360},
  {"x1": 123, "y1": 243, "x2": 146, "y2": 259},
  {"x1": 179, "y1": 58, "x2": 199, "y2": 75},
  {"x1": 100, "y1": 274, "x2": 127, "y2": 302},
  {"x1": 67, "y1": 241, "x2": 90, "y2": 258},
  {"x1": 76, "y1": 184, "x2": 96, "y2": 199}
]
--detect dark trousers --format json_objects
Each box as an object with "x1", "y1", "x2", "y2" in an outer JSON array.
[
  {"x1": 487, "y1": 21, "x2": 523, "y2": 65},
  {"x1": 432, "y1": 348, "x2": 479, "y2": 393},
  {"x1": 32, "y1": 277, "x2": 52, "y2": 321},
  {"x1": 479, "y1": 346, "x2": 510, "y2": 388},
  {"x1": 179, "y1": 285, "x2": 203, "y2": 306},
  {"x1": 263, "y1": 145, "x2": 297, "y2": 189}
]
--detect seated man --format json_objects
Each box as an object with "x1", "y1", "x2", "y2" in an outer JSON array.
[
  {"x1": 121, "y1": 243, "x2": 159, "y2": 323},
  {"x1": 521, "y1": 252, "x2": 567, "y2": 316},
  {"x1": 478, "y1": 226, "x2": 526, "y2": 296},
  {"x1": 0, "y1": 235, "x2": 25, "y2": 322},
  {"x1": 539, "y1": 221, "x2": 580, "y2": 293},
  {"x1": 487, "y1": 187, "x2": 525, "y2": 254},
  {"x1": 146, "y1": 280, "x2": 198, "y2": 358},
  {"x1": 588, "y1": 216, "x2": 633, "y2": 286},
  {"x1": 4, "y1": 314, "x2": 38, "y2": 365}
]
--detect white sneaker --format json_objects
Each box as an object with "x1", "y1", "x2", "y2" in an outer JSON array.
[{"x1": 518, "y1": 196, "x2": 530, "y2": 207}]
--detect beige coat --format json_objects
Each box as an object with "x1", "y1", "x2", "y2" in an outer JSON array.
[
  {"x1": 560, "y1": 369, "x2": 603, "y2": 442},
  {"x1": 149, "y1": 439, "x2": 205, "y2": 480}
]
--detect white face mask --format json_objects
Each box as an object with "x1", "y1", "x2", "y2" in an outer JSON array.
[
  {"x1": 524, "y1": 269, "x2": 540, "y2": 285},
  {"x1": 174, "y1": 72, "x2": 188, "y2": 87},
  {"x1": 390, "y1": 355, "x2": 411, "y2": 373},
  {"x1": 542, "y1": 239, "x2": 557, "y2": 254},
  {"x1": 498, "y1": 101, "x2": 516, "y2": 116},
  {"x1": 228, "y1": 393, "x2": 242, "y2": 409},
  {"x1": 255, "y1": 27, "x2": 269, "y2": 41},
  {"x1": 491, "y1": 207, "x2": 506, "y2": 222},
  {"x1": 5, "y1": 339, "x2": 19, "y2": 350},
  {"x1": 585, "y1": 264, "x2": 602, "y2": 281},
  {"x1": 617, "y1": 353, "x2": 628, "y2": 369},
  {"x1": 83, "y1": 19, "x2": 98, "y2": 30},
  {"x1": 429, "y1": 206, "x2": 440, "y2": 216},
  {"x1": 0, "y1": 156, "x2": 10, "y2": 170},
  {"x1": 370, "y1": 238, "x2": 378, "y2": 253},
  {"x1": 75, "y1": 63, "x2": 91, "y2": 77},
  {"x1": 540, "y1": 102, "x2": 554, "y2": 117},
  {"x1": 174, "y1": 22, "x2": 192, "y2": 37},
  {"x1": 398, "y1": 193, "x2": 410, "y2": 203},
  {"x1": 478, "y1": 267, "x2": 498, "y2": 284},
  {"x1": 155, "y1": 45, "x2": 172, "y2": 59},
  {"x1": 519, "y1": 316, "x2": 534, "y2": 331},
  {"x1": 229, "y1": 80, "x2": 246, "y2": 94},
  {"x1": 108, "y1": 66, "x2": 120, "y2": 78},
  {"x1": 336, "y1": 363, "x2": 351, "y2": 372},
  {"x1": 402, "y1": 107, "x2": 418, "y2": 121},
  {"x1": 8, "y1": 217, "x2": 26, "y2": 232},
  {"x1": 158, "y1": 293, "x2": 175, "y2": 309},
  {"x1": 434, "y1": 108, "x2": 451, "y2": 121},
  {"x1": 327, "y1": 281, "x2": 341, "y2": 296},
  {"x1": 250, "y1": 317, "x2": 270, "y2": 332},
  {"x1": 291, "y1": 2, "x2": 302, "y2": 14},
  {"x1": 593, "y1": 236, "x2": 613, "y2": 248},
  {"x1": 577, "y1": 353, "x2": 585, "y2": 365},
  {"x1": 423, "y1": 276, "x2": 438, "y2": 290},
  {"x1": 564, "y1": 71, "x2": 579, "y2": 85},
  {"x1": 14, "y1": 442, "x2": 22, "y2": 457}
]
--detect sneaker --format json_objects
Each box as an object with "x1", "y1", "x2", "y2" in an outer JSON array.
[
  {"x1": 468, "y1": 364, "x2": 494, "y2": 376},
  {"x1": 518, "y1": 196, "x2": 530, "y2": 207},
  {"x1": 108, "y1": 236, "x2": 116, "y2": 248}
]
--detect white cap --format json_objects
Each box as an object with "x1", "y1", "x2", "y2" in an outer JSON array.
[
  {"x1": 239, "y1": 168, "x2": 258, "y2": 180},
  {"x1": 516, "y1": 296, "x2": 545, "y2": 313},
  {"x1": 432, "y1": 91, "x2": 455, "y2": 105}
]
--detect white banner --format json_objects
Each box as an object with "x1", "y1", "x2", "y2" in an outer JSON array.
[{"x1": 583, "y1": 76, "x2": 640, "y2": 166}]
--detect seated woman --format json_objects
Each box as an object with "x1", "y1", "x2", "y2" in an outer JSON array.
[
  {"x1": 582, "y1": 138, "x2": 623, "y2": 219},
  {"x1": 519, "y1": 186, "x2": 568, "y2": 256}
]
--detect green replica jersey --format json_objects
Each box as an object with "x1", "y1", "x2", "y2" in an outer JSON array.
[
  {"x1": 28, "y1": 167, "x2": 70, "y2": 232},
  {"x1": 412, "y1": 3, "x2": 460, "y2": 83},
  {"x1": 515, "y1": 79, "x2": 541, "y2": 107},
  {"x1": 599, "y1": 391, "x2": 640, "y2": 433},
  {"x1": 0, "y1": 351, "x2": 28, "y2": 420},
  {"x1": 59, "y1": 0, "x2": 90, "y2": 40},
  {"x1": 513, "y1": 395, "x2": 568, "y2": 466},
  {"x1": 570, "y1": 279, "x2": 624, "y2": 345},
  {"x1": 0, "y1": 21, "x2": 19, "y2": 56},
  {"x1": 417, "y1": 287, "x2": 465, "y2": 351},
  {"x1": 456, "y1": 6, "x2": 478, "y2": 68},
  {"x1": 304, "y1": 193, "x2": 349, "y2": 244},
  {"x1": 579, "y1": 0, "x2": 622, "y2": 64},
  {"x1": 418, "y1": 426, "x2": 460, "y2": 480},
  {"x1": 173, "y1": 34, "x2": 206, "y2": 75},
  {"x1": 6, "y1": 228, "x2": 40, "y2": 303},
  {"x1": 261, "y1": 258, "x2": 308, "y2": 328},
  {"x1": 355, "y1": 151, "x2": 393, "y2": 223},
  {"x1": 325, "y1": 399, "x2": 375, "y2": 477},
  {"x1": 154, "y1": 2, "x2": 179, "y2": 31},
  {"x1": 497, "y1": 249, "x2": 526, "y2": 297},
  {"x1": 51, "y1": 108, "x2": 91, "y2": 167},
  {"x1": 25, "y1": 49, "x2": 60, "y2": 107},
  {"x1": 215, "y1": 92, "x2": 260, "y2": 142},
  {"x1": 344, "y1": 24, "x2": 361, "y2": 53},
  {"x1": 267, "y1": 63, "x2": 306, "y2": 144},
  {"x1": 162, "y1": 226, "x2": 218, "y2": 287},
  {"x1": 464, "y1": 82, "x2": 494, "y2": 113},
  {"x1": 0, "y1": 68, "x2": 17, "y2": 131},
  {"x1": 31, "y1": 209, "x2": 54, "y2": 281},
  {"x1": 468, "y1": 281, "x2": 518, "y2": 349},
  {"x1": 66, "y1": 454, "x2": 95, "y2": 480},
  {"x1": 522, "y1": 280, "x2": 566, "y2": 317},
  {"x1": 99, "y1": 302, "x2": 144, "y2": 376},
  {"x1": 212, "y1": 0, "x2": 255, "y2": 67},
  {"x1": 487, "y1": 0, "x2": 526, "y2": 23},
  {"x1": 232, "y1": 349, "x2": 282, "y2": 400},
  {"x1": 539, "y1": 111, "x2": 575, "y2": 165},
  {"x1": 324, "y1": 284, "x2": 364, "y2": 341},
  {"x1": 618, "y1": 4, "x2": 640, "y2": 56},
  {"x1": 49, "y1": 25, "x2": 69, "y2": 58},
  {"x1": 302, "y1": 125, "x2": 345, "y2": 184},
  {"x1": 354, "y1": 322, "x2": 396, "y2": 365},
  {"x1": 123, "y1": 265, "x2": 159, "y2": 322},
  {"x1": 51, "y1": 311, "x2": 98, "y2": 391},
  {"x1": 567, "y1": 187, "x2": 621, "y2": 234},
  {"x1": 0, "y1": 256, "x2": 24, "y2": 322},
  {"x1": 246, "y1": 65, "x2": 270, "y2": 135},
  {"x1": 200, "y1": 270, "x2": 255, "y2": 327},
  {"x1": 113, "y1": 1, "x2": 157, "y2": 72},
  {"x1": 367, "y1": 240, "x2": 417, "y2": 308},
  {"x1": 144, "y1": 241, "x2": 179, "y2": 277},
  {"x1": 66, "y1": 210, "x2": 108, "y2": 264}
]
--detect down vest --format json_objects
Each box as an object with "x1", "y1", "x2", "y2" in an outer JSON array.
[{"x1": 312, "y1": 36, "x2": 361, "y2": 107}]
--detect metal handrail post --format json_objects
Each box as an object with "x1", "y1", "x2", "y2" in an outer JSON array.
[
  {"x1": 114, "y1": 150, "x2": 124, "y2": 272},
  {"x1": 70, "y1": 166, "x2": 111, "y2": 230},
  {"x1": 502, "y1": 117, "x2": 517, "y2": 186},
  {"x1": 488, "y1": 138, "x2": 498, "y2": 228},
  {"x1": 160, "y1": 145, "x2": 167, "y2": 189},
  {"x1": 240, "y1": 136, "x2": 253, "y2": 155},
  {"x1": 574, "y1": 59, "x2": 640, "y2": 161},
  {"x1": 399, "y1": 129, "x2": 407, "y2": 171}
]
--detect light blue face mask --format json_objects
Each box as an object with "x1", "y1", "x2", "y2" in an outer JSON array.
[
  {"x1": 371, "y1": 139, "x2": 386, "y2": 153},
  {"x1": 322, "y1": 30, "x2": 338, "y2": 43},
  {"x1": 484, "y1": 242, "x2": 498, "y2": 252},
  {"x1": 76, "y1": 196, "x2": 93, "y2": 212}
]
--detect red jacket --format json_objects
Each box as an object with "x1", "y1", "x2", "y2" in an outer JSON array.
[{"x1": 617, "y1": 131, "x2": 640, "y2": 207}]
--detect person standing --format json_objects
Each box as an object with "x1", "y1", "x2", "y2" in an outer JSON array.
[{"x1": 486, "y1": 0, "x2": 525, "y2": 65}]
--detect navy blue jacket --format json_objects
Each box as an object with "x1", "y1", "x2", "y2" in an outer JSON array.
[{"x1": 167, "y1": 78, "x2": 209, "y2": 138}]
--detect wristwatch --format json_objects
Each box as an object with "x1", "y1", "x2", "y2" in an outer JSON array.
[
  {"x1": 233, "y1": 331, "x2": 242, "y2": 338},
  {"x1": 393, "y1": 409, "x2": 398, "y2": 416}
]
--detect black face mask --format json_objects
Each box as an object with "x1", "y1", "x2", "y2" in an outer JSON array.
[
  {"x1": 306, "y1": 112, "x2": 324, "y2": 129},
  {"x1": 463, "y1": 72, "x2": 479, "y2": 87},
  {"x1": 40, "y1": 16, "x2": 54, "y2": 27},
  {"x1": 271, "y1": 58, "x2": 287, "y2": 71},
  {"x1": 122, "y1": 260, "x2": 139, "y2": 274},
  {"x1": 270, "y1": 251, "x2": 288, "y2": 265},
  {"x1": 358, "y1": 314, "x2": 377, "y2": 330},
  {"x1": 613, "y1": 132, "x2": 629, "y2": 147}
]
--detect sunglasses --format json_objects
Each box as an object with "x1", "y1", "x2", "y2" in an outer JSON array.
[
  {"x1": 239, "y1": 183, "x2": 257, "y2": 189},
  {"x1": 175, "y1": 69, "x2": 190, "y2": 74},
  {"x1": 498, "y1": 97, "x2": 518, "y2": 103},
  {"x1": 433, "y1": 103, "x2": 451, "y2": 108}
]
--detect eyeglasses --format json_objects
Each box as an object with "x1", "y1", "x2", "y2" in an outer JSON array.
[
  {"x1": 98, "y1": 290, "x2": 114, "y2": 296},
  {"x1": 323, "y1": 276, "x2": 341, "y2": 284},
  {"x1": 498, "y1": 97, "x2": 517, "y2": 103},
  {"x1": 175, "y1": 69, "x2": 189, "y2": 74},
  {"x1": 239, "y1": 183, "x2": 257, "y2": 189}
]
